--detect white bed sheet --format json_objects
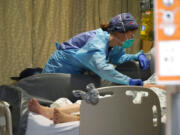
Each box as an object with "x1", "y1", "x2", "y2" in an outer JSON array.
[{"x1": 26, "y1": 112, "x2": 80, "y2": 135}]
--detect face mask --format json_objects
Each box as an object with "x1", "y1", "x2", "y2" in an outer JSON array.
[
  {"x1": 121, "y1": 38, "x2": 134, "y2": 48},
  {"x1": 113, "y1": 33, "x2": 134, "y2": 48}
]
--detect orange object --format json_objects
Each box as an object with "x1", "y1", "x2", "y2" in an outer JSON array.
[{"x1": 155, "y1": 0, "x2": 180, "y2": 83}]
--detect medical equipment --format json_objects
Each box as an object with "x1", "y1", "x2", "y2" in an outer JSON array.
[
  {"x1": 140, "y1": 10, "x2": 153, "y2": 40},
  {"x1": 0, "y1": 101, "x2": 12, "y2": 135},
  {"x1": 25, "y1": 85, "x2": 162, "y2": 135},
  {"x1": 163, "y1": 0, "x2": 174, "y2": 6},
  {"x1": 80, "y1": 86, "x2": 161, "y2": 135},
  {"x1": 0, "y1": 85, "x2": 30, "y2": 135},
  {"x1": 73, "y1": 83, "x2": 99, "y2": 105}
]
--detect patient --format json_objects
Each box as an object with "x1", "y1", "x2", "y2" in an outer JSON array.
[
  {"x1": 28, "y1": 98, "x2": 80, "y2": 124},
  {"x1": 29, "y1": 81, "x2": 166, "y2": 125}
]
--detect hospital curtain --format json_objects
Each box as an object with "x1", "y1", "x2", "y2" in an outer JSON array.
[
  {"x1": 0, "y1": 0, "x2": 33, "y2": 85},
  {"x1": 0, "y1": 0, "x2": 141, "y2": 85}
]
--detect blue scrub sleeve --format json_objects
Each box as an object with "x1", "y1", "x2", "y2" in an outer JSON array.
[
  {"x1": 111, "y1": 49, "x2": 143, "y2": 65},
  {"x1": 77, "y1": 51, "x2": 131, "y2": 85}
]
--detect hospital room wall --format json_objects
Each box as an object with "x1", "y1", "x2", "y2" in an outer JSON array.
[{"x1": 0, "y1": 0, "x2": 141, "y2": 85}]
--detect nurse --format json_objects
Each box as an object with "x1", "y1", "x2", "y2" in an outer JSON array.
[{"x1": 42, "y1": 13, "x2": 150, "y2": 86}]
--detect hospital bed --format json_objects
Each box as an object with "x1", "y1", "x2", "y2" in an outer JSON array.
[
  {"x1": 25, "y1": 85, "x2": 162, "y2": 135},
  {"x1": 0, "y1": 57, "x2": 159, "y2": 135}
]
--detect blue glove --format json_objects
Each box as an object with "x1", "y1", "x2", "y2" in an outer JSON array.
[
  {"x1": 138, "y1": 53, "x2": 150, "y2": 71},
  {"x1": 129, "y1": 79, "x2": 143, "y2": 86}
]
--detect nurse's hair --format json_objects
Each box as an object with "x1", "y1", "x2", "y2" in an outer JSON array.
[
  {"x1": 101, "y1": 13, "x2": 138, "y2": 33},
  {"x1": 100, "y1": 23, "x2": 110, "y2": 31}
]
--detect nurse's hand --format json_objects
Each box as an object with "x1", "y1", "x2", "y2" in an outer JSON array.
[
  {"x1": 138, "y1": 53, "x2": 150, "y2": 71},
  {"x1": 129, "y1": 79, "x2": 143, "y2": 86}
]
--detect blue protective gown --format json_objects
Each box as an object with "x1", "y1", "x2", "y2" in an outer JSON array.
[{"x1": 42, "y1": 28, "x2": 142, "y2": 85}]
